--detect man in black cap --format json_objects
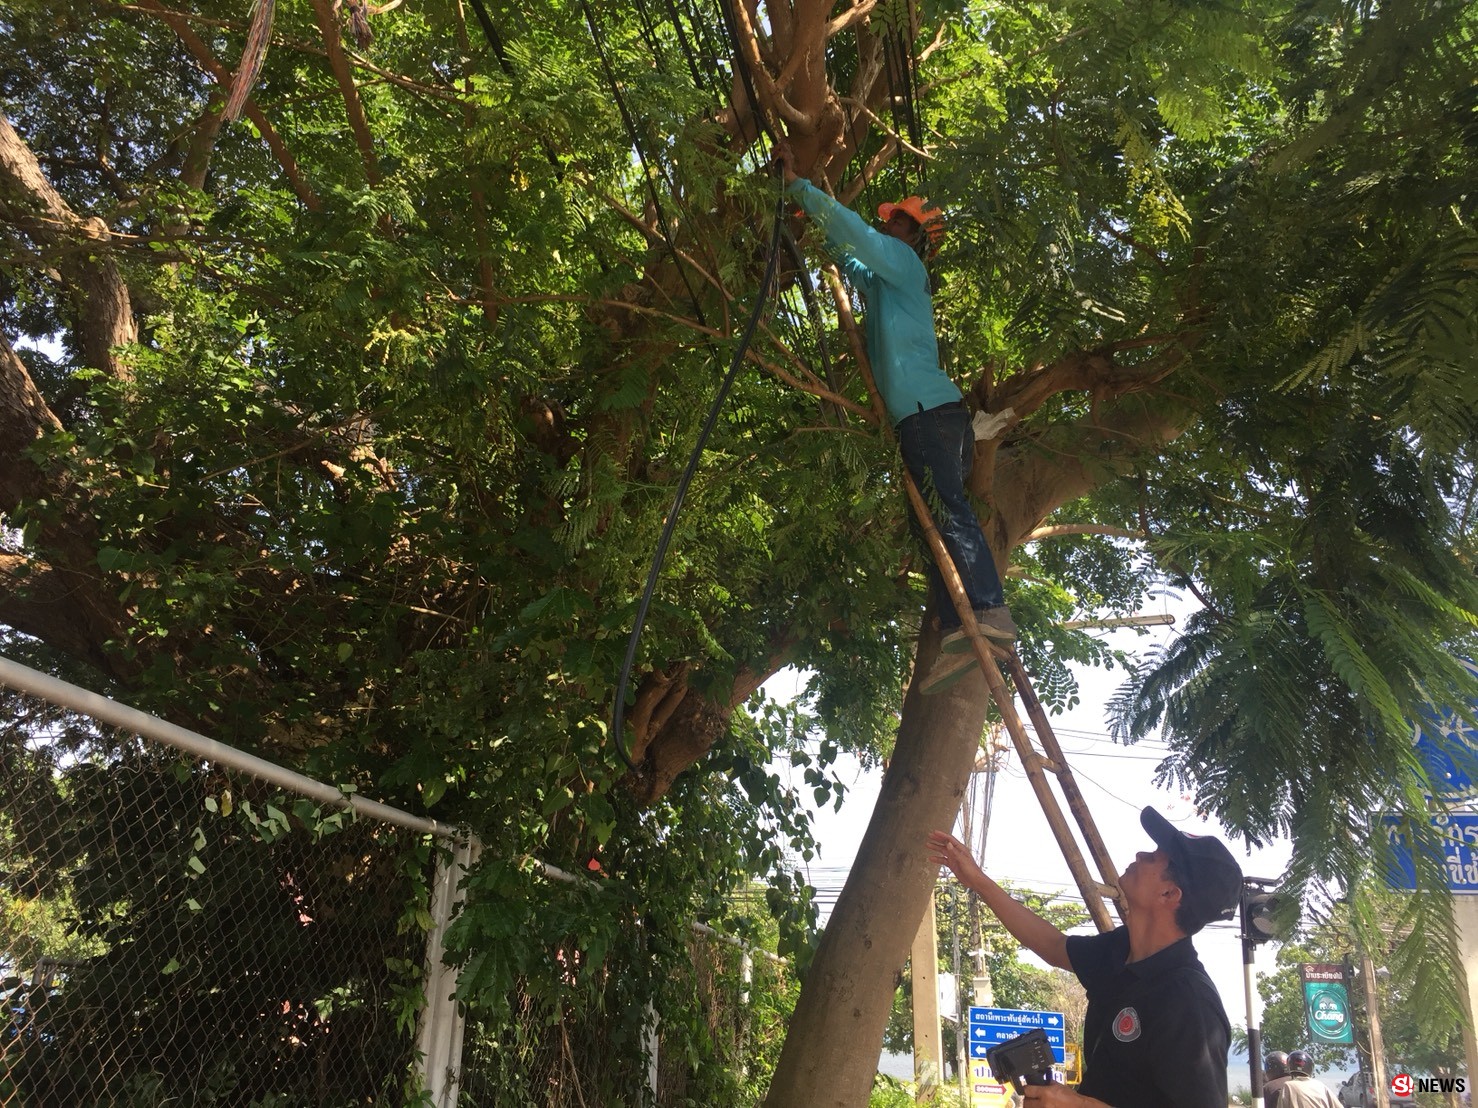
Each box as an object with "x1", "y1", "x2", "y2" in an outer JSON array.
[{"x1": 927, "y1": 806, "x2": 1243, "y2": 1107}]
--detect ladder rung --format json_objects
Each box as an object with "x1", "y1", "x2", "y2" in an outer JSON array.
[{"x1": 1025, "y1": 752, "x2": 1060, "y2": 774}]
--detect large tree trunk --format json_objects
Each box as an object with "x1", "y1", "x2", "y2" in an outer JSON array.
[
  {"x1": 765, "y1": 399, "x2": 1192, "y2": 1106},
  {"x1": 765, "y1": 628, "x2": 991, "y2": 1107}
]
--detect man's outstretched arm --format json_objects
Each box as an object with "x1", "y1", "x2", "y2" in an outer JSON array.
[
  {"x1": 926, "y1": 830, "x2": 1072, "y2": 971},
  {"x1": 774, "y1": 142, "x2": 919, "y2": 286}
]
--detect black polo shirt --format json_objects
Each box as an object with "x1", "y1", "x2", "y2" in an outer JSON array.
[{"x1": 1066, "y1": 927, "x2": 1230, "y2": 1108}]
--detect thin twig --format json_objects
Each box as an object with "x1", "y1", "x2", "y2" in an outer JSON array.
[{"x1": 1025, "y1": 524, "x2": 1146, "y2": 542}]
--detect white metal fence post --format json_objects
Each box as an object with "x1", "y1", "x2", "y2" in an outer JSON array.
[
  {"x1": 645, "y1": 999, "x2": 660, "y2": 1104},
  {"x1": 0, "y1": 653, "x2": 791, "y2": 1106},
  {"x1": 416, "y1": 834, "x2": 481, "y2": 1107}
]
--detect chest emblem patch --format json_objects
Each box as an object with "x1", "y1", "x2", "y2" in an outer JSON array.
[{"x1": 1112, "y1": 1006, "x2": 1142, "y2": 1042}]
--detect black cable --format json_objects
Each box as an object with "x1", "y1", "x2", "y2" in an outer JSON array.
[
  {"x1": 880, "y1": 34, "x2": 910, "y2": 196},
  {"x1": 464, "y1": 0, "x2": 569, "y2": 182},
  {"x1": 612, "y1": 188, "x2": 788, "y2": 769},
  {"x1": 897, "y1": 4, "x2": 927, "y2": 192},
  {"x1": 656, "y1": 0, "x2": 708, "y2": 93},
  {"x1": 705, "y1": 4, "x2": 838, "y2": 413},
  {"x1": 679, "y1": 0, "x2": 756, "y2": 159},
  {"x1": 665, "y1": 0, "x2": 767, "y2": 174},
  {"x1": 593, "y1": 0, "x2": 830, "y2": 768},
  {"x1": 463, "y1": 0, "x2": 510, "y2": 69},
  {"x1": 631, "y1": 0, "x2": 676, "y2": 77},
  {"x1": 894, "y1": 11, "x2": 924, "y2": 156}
]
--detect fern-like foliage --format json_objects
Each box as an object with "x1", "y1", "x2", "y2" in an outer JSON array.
[{"x1": 1114, "y1": 405, "x2": 1478, "y2": 1037}]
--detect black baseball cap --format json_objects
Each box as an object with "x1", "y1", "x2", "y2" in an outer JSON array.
[{"x1": 1140, "y1": 807, "x2": 1243, "y2": 931}]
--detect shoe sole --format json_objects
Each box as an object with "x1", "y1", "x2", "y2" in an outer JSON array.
[
  {"x1": 942, "y1": 626, "x2": 1016, "y2": 653},
  {"x1": 920, "y1": 653, "x2": 977, "y2": 694}
]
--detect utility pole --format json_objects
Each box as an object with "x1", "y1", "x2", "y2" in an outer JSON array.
[
  {"x1": 1358, "y1": 950, "x2": 1390, "y2": 1108},
  {"x1": 912, "y1": 888, "x2": 942, "y2": 1101},
  {"x1": 950, "y1": 885, "x2": 965, "y2": 1096},
  {"x1": 1454, "y1": 896, "x2": 1478, "y2": 1100}
]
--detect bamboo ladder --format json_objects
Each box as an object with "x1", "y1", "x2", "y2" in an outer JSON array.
[
  {"x1": 833, "y1": 272, "x2": 1125, "y2": 932},
  {"x1": 901, "y1": 470, "x2": 1124, "y2": 932}
]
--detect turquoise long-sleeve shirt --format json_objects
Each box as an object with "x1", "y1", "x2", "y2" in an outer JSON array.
[{"x1": 786, "y1": 178, "x2": 961, "y2": 426}]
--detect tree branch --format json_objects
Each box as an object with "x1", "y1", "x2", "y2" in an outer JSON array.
[
  {"x1": 985, "y1": 338, "x2": 1195, "y2": 426},
  {"x1": 0, "y1": 333, "x2": 131, "y2": 679},
  {"x1": 839, "y1": 97, "x2": 931, "y2": 161},
  {"x1": 180, "y1": 99, "x2": 228, "y2": 193},
  {"x1": 0, "y1": 556, "x2": 118, "y2": 675},
  {"x1": 133, "y1": 0, "x2": 321, "y2": 210},
  {"x1": 496, "y1": 292, "x2": 874, "y2": 419},
  {"x1": 726, "y1": 0, "x2": 813, "y2": 131},
  {"x1": 839, "y1": 133, "x2": 898, "y2": 206},
  {"x1": 1024, "y1": 524, "x2": 1147, "y2": 542},
  {"x1": 117, "y1": 3, "x2": 466, "y2": 104},
  {"x1": 821, "y1": 265, "x2": 887, "y2": 419},
  {"x1": 827, "y1": 0, "x2": 881, "y2": 38},
  {"x1": 0, "y1": 113, "x2": 136, "y2": 380},
  {"x1": 0, "y1": 331, "x2": 62, "y2": 512},
  {"x1": 991, "y1": 396, "x2": 1197, "y2": 549},
  {"x1": 309, "y1": 0, "x2": 380, "y2": 184}
]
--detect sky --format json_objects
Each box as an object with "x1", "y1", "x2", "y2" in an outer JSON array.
[{"x1": 764, "y1": 601, "x2": 1320, "y2": 1089}]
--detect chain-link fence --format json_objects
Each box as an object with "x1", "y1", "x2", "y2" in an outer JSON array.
[
  {"x1": 0, "y1": 700, "x2": 429, "y2": 1107},
  {"x1": 0, "y1": 662, "x2": 795, "y2": 1107}
]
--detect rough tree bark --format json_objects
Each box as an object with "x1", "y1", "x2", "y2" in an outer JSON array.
[{"x1": 769, "y1": 632, "x2": 991, "y2": 1106}]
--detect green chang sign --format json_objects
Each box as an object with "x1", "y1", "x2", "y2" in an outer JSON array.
[{"x1": 1300, "y1": 964, "x2": 1355, "y2": 1045}]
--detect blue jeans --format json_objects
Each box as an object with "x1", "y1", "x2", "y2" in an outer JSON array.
[{"x1": 896, "y1": 402, "x2": 1005, "y2": 628}]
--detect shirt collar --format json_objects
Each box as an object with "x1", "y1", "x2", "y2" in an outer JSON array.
[{"x1": 1123, "y1": 933, "x2": 1199, "y2": 978}]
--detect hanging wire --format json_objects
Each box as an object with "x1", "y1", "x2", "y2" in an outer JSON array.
[
  {"x1": 977, "y1": 723, "x2": 1001, "y2": 862},
  {"x1": 653, "y1": 0, "x2": 710, "y2": 100},
  {"x1": 874, "y1": 0, "x2": 927, "y2": 198},
  {"x1": 551, "y1": 0, "x2": 836, "y2": 768},
  {"x1": 895, "y1": 0, "x2": 926, "y2": 164},
  {"x1": 611, "y1": 190, "x2": 789, "y2": 769}
]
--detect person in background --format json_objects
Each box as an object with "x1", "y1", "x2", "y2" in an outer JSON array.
[
  {"x1": 1276, "y1": 1051, "x2": 1340, "y2": 1108},
  {"x1": 1264, "y1": 1050, "x2": 1292, "y2": 1107}
]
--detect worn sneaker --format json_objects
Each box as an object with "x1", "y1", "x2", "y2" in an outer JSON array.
[
  {"x1": 920, "y1": 651, "x2": 978, "y2": 695},
  {"x1": 941, "y1": 606, "x2": 1017, "y2": 653}
]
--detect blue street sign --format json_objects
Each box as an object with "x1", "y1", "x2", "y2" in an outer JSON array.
[
  {"x1": 1381, "y1": 813, "x2": 1478, "y2": 892},
  {"x1": 1410, "y1": 659, "x2": 1478, "y2": 801},
  {"x1": 967, "y1": 1006, "x2": 1066, "y2": 1064}
]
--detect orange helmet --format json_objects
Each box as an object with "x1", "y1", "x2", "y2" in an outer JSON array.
[{"x1": 878, "y1": 196, "x2": 946, "y2": 256}]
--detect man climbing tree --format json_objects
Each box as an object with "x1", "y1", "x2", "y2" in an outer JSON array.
[{"x1": 775, "y1": 141, "x2": 1015, "y2": 692}]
